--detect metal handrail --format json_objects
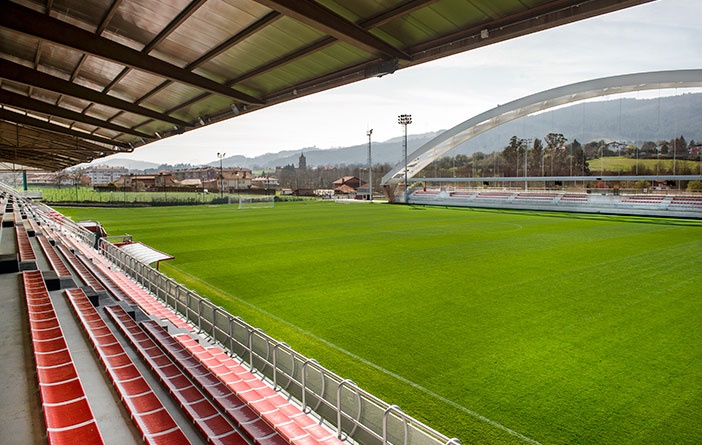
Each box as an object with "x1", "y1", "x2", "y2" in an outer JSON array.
[{"x1": 383, "y1": 405, "x2": 408, "y2": 445}]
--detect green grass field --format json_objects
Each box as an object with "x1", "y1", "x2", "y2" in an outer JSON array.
[{"x1": 56, "y1": 201, "x2": 702, "y2": 444}]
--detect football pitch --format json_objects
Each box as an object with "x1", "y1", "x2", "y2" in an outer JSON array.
[{"x1": 57, "y1": 201, "x2": 702, "y2": 444}]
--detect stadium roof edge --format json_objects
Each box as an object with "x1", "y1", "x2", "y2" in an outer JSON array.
[{"x1": 1, "y1": 0, "x2": 653, "y2": 171}]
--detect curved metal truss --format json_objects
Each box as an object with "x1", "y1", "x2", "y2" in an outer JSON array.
[{"x1": 382, "y1": 69, "x2": 702, "y2": 185}]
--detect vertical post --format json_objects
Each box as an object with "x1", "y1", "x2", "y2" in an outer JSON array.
[
  {"x1": 397, "y1": 114, "x2": 412, "y2": 203},
  {"x1": 367, "y1": 129, "x2": 373, "y2": 202},
  {"x1": 217, "y1": 152, "x2": 226, "y2": 199},
  {"x1": 523, "y1": 139, "x2": 528, "y2": 191}
]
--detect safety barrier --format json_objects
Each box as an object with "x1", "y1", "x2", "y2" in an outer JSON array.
[{"x1": 93, "y1": 237, "x2": 460, "y2": 445}]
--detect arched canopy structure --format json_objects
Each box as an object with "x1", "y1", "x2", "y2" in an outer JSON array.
[
  {"x1": 1, "y1": 0, "x2": 652, "y2": 170},
  {"x1": 382, "y1": 69, "x2": 702, "y2": 184}
]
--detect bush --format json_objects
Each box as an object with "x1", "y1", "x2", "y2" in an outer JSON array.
[{"x1": 687, "y1": 180, "x2": 702, "y2": 192}]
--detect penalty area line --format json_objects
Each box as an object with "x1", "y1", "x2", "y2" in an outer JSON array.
[{"x1": 169, "y1": 266, "x2": 541, "y2": 445}]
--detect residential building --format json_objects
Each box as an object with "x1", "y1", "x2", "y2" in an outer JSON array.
[{"x1": 85, "y1": 166, "x2": 129, "y2": 185}]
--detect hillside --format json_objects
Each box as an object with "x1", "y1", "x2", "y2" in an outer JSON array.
[
  {"x1": 216, "y1": 92, "x2": 702, "y2": 169},
  {"x1": 94, "y1": 93, "x2": 702, "y2": 171}
]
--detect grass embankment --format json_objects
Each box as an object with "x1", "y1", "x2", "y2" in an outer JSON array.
[
  {"x1": 589, "y1": 156, "x2": 701, "y2": 175},
  {"x1": 57, "y1": 202, "x2": 702, "y2": 444}
]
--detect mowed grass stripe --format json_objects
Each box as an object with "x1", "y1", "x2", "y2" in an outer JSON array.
[{"x1": 56, "y1": 202, "x2": 702, "y2": 444}]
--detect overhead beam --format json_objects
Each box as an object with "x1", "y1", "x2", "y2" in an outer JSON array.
[
  {"x1": 0, "y1": 60, "x2": 190, "y2": 128},
  {"x1": 144, "y1": 0, "x2": 209, "y2": 53},
  {"x1": 134, "y1": 11, "x2": 282, "y2": 107},
  {"x1": 0, "y1": 90, "x2": 153, "y2": 139},
  {"x1": 0, "y1": 108, "x2": 128, "y2": 148},
  {"x1": 254, "y1": 0, "x2": 410, "y2": 60},
  {"x1": 0, "y1": 1, "x2": 264, "y2": 105},
  {"x1": 0, "y1": 121, "x2": 118, "y2": 154}
]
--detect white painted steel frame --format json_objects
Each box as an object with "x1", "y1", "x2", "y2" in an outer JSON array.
[{"x1": 382, "y1": 70, "x2": 702, "y2": 185}]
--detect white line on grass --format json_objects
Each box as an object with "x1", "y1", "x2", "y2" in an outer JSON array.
[{"x1": 171, "y1": 266, "x2": 542, "y2": 445}]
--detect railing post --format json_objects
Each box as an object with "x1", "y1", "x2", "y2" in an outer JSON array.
[
  {"x1": 336, "y1": 379, "x2": 362, "y2": 440},
  {"x1": 197, "y1": 298, "x2": 204, "y2": 333},
  {"x1": 272, "y1": 341, "x2": 291, "y2": 390},
  {"x1": 301, "y1": 358, "x2": 324, "y2": 414},
  {"x1": 383, "y1": 405, "x2": 408, "y2": 445}
]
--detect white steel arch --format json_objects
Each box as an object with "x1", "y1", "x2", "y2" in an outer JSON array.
[{"x1": 382, "y1": 69, "x2": 702, "y2": 184}]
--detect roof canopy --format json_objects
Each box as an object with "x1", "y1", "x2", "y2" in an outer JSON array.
[
  {"x1": 1, "y1": 0, "x2": 652, "y2": 170},
  {"x1": 118, "y1": 241, "x2": 173, "y2": 267}
]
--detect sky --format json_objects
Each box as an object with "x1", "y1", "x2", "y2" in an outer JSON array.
[{"x1": 105, "y1": 0, "x2": 702, "y2": 166}]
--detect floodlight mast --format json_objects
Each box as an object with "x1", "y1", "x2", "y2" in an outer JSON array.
[
  {"x1": 217, "y1": 152, "x2": 226, "y2": 199},
  {"x1": 397, "y1": 114, "x2": 412, "y2": 203},
  {"x1": 367, "y1": 129, "x2": 373, "y2": 202}
]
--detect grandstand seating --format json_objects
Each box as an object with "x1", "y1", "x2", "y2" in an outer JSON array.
[
  {"x1": 162, "y1": 328, "x2": 342, "y2": 444},
  {"x1": 104, "y1": 305, "x2": 250, "y2": 445},
  {"x1": 620, "y1": 195, "x2": 666, "y2": 205},
  {"x1": 514, "y1": 193, "x2": 558, "y2": 201},
  {"x1": 559, "y1": 194, "x2": 589, "y2": 202},
  {"x1": 669, "y1": 196, "x2": 702, "y2": 209},
  {"x1": 449, "y1": 191, "x2": 477, "y2": 198},
  {"x1": 22, "y1": 270, "x2": 104, "y2": 445},
  {"x1": 64, "y1": 237, "x2": 191, "y2": 330},
  {"x1": 64, "y1": 288, "x2": 190, "y2": 445},
  {"x1": 475, "y1": 191, "x2": 514, "y2": 199}
]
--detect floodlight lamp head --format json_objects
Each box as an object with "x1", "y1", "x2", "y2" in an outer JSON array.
[
  {"x1": 367, "y1": 128, "x2": 373, "y2": 136},
  {"x1": 397, "y1": 114, "x2": 412, "y2": 125}
]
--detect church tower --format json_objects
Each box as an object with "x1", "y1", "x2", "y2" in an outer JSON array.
[{"x1": 298, "y1": 152, "x2": 307, "y2": 170}]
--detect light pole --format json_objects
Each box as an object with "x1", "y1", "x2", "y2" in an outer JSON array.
[
  {"x1": 398, "y1": 114, "x2": 412, "y2": 203},
  {"x1": 520, "y1": 138, "x2": 531, "y2": 191},
  {"x1": 367, "y1": 129, "x2": 373, "y2": 202},
  {"x1": 217, "y1": 152, "x2": 225, "y2": 199}
]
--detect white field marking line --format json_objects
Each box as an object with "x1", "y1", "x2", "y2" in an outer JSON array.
[{"x1": 170, "y1": 266, "x2": 542, "y2": 445}]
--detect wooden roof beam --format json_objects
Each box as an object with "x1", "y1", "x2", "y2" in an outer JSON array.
[
  {"x1": 0, "y1": 108, "x2": 128, "y2": 148},
  {"x1": 0, "y1": 1, "x2": 263, "y2": 105},
  {"x1": 254, "y1": 0, "x2": 410, "y2": 60},
  {"x1": 0, "y1": 60, "x2": 190, "y2": 129},
  {"x1": 0, "y1": 90, "x2": 153, "y2": 139}
]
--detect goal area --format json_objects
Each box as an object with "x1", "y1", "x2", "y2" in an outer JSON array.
[{"x1": 237, "y1": 195, "x2": 275, "y2": 209}]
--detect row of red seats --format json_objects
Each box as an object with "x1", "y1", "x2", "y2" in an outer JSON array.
[
  {"x1": 22, "y1": 270, "x2": 104, "y2": 445},
  {"x1": 515, "y1": 193, "x2": 557, "y2": 200},
  {"x1": 152, "y1": 324, "x2": 341, "y2": 444},
  {"x1": 104, "y1": 305, "x2": 249, "y2": 444},
  {"x1": 16, "y1": 223, "x2": 36, "y2": 265},
  {"x1": 36, "y1": 234, "x2": 72, "y2": 279},
  {"x1": 55, "y1": 242, "x2": 108, "y2": 294},
  {"x1": 63, "y1": 236, "x2": 191, "y2": 330},
  {"x1": 64, "y1": 288, "x2": 190, "y2": 444},
  {"x1": 560, "y1": 194, "x2": 588, "y2": 201}
]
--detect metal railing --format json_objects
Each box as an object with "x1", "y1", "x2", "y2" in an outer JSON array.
[{"x1": 97, "y1": 238, "x2": 460, "y2": 445}]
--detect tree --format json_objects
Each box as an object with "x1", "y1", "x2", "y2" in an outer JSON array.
[
  {"x1": 528, "y1": 138, "x2": 544, "y2": 176},
  {"x1": 672, "y1": 135, "x2": 688, "y2": 158},
  {"x1": 500, "y1": 136, "x2": 522, "y2": 177},
  {"x1": 570, "y1": 139, "x2": 589, "y2": 176},
  {"x1": 687, "y1": 180, "x2": 702, "y2": 192},
  {"x1": 544, "y1": 133, "x2": 568, "y2": 176}
]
